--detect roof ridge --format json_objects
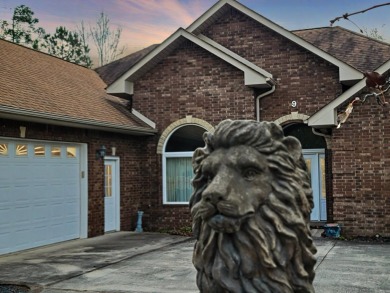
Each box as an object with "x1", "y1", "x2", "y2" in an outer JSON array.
[
  {"x1": 293, "y1": 26, "x2": 390, "y2": 47},
  {"x1": 95, "y1": 44, "x2": 160, "y2": 71},
  {"x1": 0, "y1": 38, "x2": 93, "y2": 69},
  {"x1": 292, "y1": 26, "x2": 331, "y2": 32}
]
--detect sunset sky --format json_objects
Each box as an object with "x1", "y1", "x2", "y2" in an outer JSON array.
[{"x1": 1, "y1": 0, "x2": 389, "y2": 61}]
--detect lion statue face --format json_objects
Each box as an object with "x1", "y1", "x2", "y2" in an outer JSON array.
[
  {"x1": 199, "y1": 145, "x2": 272, "y2": 234},
  {"x1": 190, "y1": 119, "x2": 317, "y2": 293}
]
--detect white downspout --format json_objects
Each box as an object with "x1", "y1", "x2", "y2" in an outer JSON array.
[
  {"x1": 312, "y1": 127, "x2": 331, "y2": 139},
  {"x1": 256, "y1": 81, "x2": 276, "y2": 121}
]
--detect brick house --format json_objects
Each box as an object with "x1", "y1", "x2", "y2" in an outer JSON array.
[
  {"x1": 98, "y1": 0, "x2": 390, "y2": 237},
  {"x1": 1, "y1": 0, "x2": 389, "y2": 255},
  {"x1": 0, "y1": 38, "x2": 157, "y2": 254}
]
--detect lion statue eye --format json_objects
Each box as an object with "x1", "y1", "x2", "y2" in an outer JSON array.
[{"x1": 243, "y1": 168, "x2": 260, "y2": 180}]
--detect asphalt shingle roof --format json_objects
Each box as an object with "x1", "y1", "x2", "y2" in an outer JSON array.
[
  {"x1": 96, "y1": 27, "x2": 390, "y2": 86},
  {"x1": 95, "y1": 44, "x2": 159, "y2": 86},
  {"x1": 0, "y1": 39, "x2": 155, "y2": 134},
  {"x1": 293, "y1": 26, "x2": 390, "y2": 72}
]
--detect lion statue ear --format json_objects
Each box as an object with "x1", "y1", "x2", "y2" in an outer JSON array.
[
  {"x1": 282, "y1": 136, "x2": 303, "y2": 162},
  {"x1": 192, "y1": 148, "x2": 206, "y2": 174},
  {"x1": 192, "y1": 132, "x2": 213, "y2": 173}
]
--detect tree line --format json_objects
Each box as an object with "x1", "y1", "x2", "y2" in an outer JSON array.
[{"x1": 0, "y1": 5, "x2": 125, "y2": 68}]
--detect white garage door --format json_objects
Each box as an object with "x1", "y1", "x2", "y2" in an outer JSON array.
[{"x1": 0, "y1": 139, "x2": 81, "y2": 255}]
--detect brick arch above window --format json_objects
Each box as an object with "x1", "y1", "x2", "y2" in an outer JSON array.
[
  {"x1": 157, "y1": 116, "x2": 214, "y2": 154},
  {"x1": 273, "y1": 112, "x2": 310, "y2": 126},
  {"x1": 274, "y1": 112, "x2": 331, "y2": 149}
]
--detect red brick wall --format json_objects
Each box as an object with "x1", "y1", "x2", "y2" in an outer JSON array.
[
  {"x1": 0, "y1": 118, "x2": 151, "y2": 237},
  {"x1": 202, "y1": 9, "x2": 341, "y2": 121},
  {"x1": 325, "y1": 149, "x2": 334, "y2": 223},
  {"x1": 331, "y1": 102, "x2": 390, "y2": 237},
  {"x1": 130, "y1": 9, "x2": 344, "y2": 233},
  {"x1": 133, "y1": 42, "x2": 255, "y2": 127},
  {"x1": 132, "y1": 42, "x2": 258, "y2": 231},
  {"x1": 132, "y1": 8, "x2": 389, "y2": 237}
]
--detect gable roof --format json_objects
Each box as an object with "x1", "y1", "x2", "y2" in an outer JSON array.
[
  {"x1": 96, "y1": 44, "x2": 159, "y2": 86},
  {"x1": 294, "y1": 28, "x2": 390, "y2": 128},
  {"x1": 105, "y1": 0, "x2": 363, "y2": 98},
  {"x1": 106, "y1": 28, "x2": 275, "y2": 97},
  {"x1": 293, "y1": 26, "x2": 390, "y2": 72},
  {"x1": 0, "y1": 39, "x2": 156, "y2": 135},
  {"x1": 186, "y1": 0, "x2": 362, "y2": 83},
  {"x1": 308, "y1": 60, "x2": 390, "y2": 128}
]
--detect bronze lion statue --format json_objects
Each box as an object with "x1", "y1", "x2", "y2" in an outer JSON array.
[{"x1": 190, "y1": 119, "x2": 317, "y2": 293}]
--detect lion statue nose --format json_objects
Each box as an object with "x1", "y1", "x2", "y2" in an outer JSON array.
[
  {"x1": 202, "y1": 179, "x2": 227, "y2": 205},
  {"x1": 203, "y1": 192, "x2": 225, "y2": 205}
]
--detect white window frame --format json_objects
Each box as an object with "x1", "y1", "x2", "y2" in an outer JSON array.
[{"x1": 162, "y1": 151, "x2": 194, "y2": 205}]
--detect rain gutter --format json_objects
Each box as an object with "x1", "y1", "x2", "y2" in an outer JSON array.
[{"x1": 0, "y1": 106, "x2": 157, "y2": 136}]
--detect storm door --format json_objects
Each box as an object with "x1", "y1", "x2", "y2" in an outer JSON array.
[
  {"x1": 104, "y1": 158, "x2": 120, "y2": 232},
  {"x1": 303, "y1": 150, "x2": 327, "y2": 221},
  {"x1": 283, "y1": 123, "x2": 327, "y2": 222}
]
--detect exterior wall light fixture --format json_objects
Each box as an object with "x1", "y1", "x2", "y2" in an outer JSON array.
[
  {"x1": 96, "y1": 145, "x2": 106, "y2": 159},
  {"x1": 20, "y1": 126, "x2": 26, "y2": 138}
]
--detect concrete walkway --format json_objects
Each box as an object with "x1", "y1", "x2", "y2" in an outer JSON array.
[{"x1": 0, "y1": 232, "x2": 389, "y2": 293}]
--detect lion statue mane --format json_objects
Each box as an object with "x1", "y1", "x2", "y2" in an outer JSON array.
[{"x1": 190, "y1": 119, "x2": 317, "y2": 293}]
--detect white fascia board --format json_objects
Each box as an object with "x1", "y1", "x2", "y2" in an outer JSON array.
[
  {"x1": 198, "y1": 34, "x2": 273, "y2": 79},
  {"x1": 308, "y1": 59, "x2": 390, "y2": 127},
  {"x1": 132, "y1": 108, "x2": 156, "y2": 129},
  {"x1": 106, "y1": 29, "x2": 185, "y2": 95},
  {"x1": 0, "y1": 107, "x2": 157, "y2": 135},
  {"x1": 107, "y1": 80, "x2": 133, "y2": 96},
  {"x1": 107, "y1": 28, "x2": 271, "y2": 94},
  {"x1": 307, "y1": 108, "x2": 338, "y2": 128},
  {"x1": 244, "y1": 70, "x2": 267, "y2": 87},
  {"x1": 308, "y1": 79, "x2": 365, "y2": 127},
  {"x1": 183, "y1": 31, "x2": 270, "y2": 87},
  {"x1": 187, "y1": 0, "x2": 231, "y2": 32},
  {"x1": 187, "y1": 0, "x2": 362, "y2": 83}
]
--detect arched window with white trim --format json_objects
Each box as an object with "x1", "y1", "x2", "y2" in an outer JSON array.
[{"x1": 162, "y1": 124, "x2": 206, "y2": 204}]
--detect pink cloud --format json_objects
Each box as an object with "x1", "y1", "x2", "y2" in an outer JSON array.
[
  {"x1": 0, "y1": 0, "x2": 213, "y2": 60},
  {"x1": 114, "y1": 0, "x2": 207, "y2": 27}
]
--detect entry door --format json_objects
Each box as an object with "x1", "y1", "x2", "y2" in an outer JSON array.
[
  {"x1": 104, "y1": 158, "x2": 119, "y2": 232},
  {"x1": 303, "y1": 150, "x2": 327, "y2": 221}
]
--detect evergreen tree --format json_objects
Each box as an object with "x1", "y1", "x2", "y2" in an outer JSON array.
[
  {"x1": 43, "y1": 26, "x2": 92, "y2": 67},
  {"x1": 0, "y1": 5, "x2": 92, "y2": 68},
  {"x1": 0, "y1": 5, "x2": 46, "y2": 49}
]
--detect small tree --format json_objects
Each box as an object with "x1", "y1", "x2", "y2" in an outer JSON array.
[
  {"x1": 330, "y1": 3, "x2": 390, "y2": 41},
  {"x1": 0, "y1": 5, "x2": 46, "y2": 49},
  {"x1": 75, "y1": 21, "x2": 93, "y2": 68},
  {"x1": 89, "y1": 12, "x2": 126, "y2": 67},
  {"x1": 0, "y1": 5, "x2": 92, "y2": 67},
  {"x1": 43, "y1": 26, "x2": 92, "y2": 67},
  {"x1": 362, "y1": 26, "x2": 385, "y2": 41}
]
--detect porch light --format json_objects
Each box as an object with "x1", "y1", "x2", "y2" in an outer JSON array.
[
  {"x1": 20, "y1": 126, "x2": 26, "y2": 138},
  {"x1": 96, "y1": 145, "x2": 106, "y2": 159}
]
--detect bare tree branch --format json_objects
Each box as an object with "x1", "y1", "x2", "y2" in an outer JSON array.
[
  {"x1": 330, "y1": 3, "x2": 390, "y2": 26},
  {"x1": 89, "y1": 12, "x2": 126, "y2": 67}
]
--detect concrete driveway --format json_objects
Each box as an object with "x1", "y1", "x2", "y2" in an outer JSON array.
[{"x1": 0, "y1": 232, "x2": 389, "y2": 293}]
